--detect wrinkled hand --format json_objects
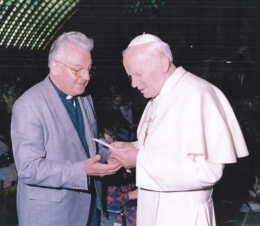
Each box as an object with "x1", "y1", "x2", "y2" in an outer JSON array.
[
  {"x1": 109, "y1": 142, "x2": 139, "y2": 169},
  {"x1": 107, "y1": 153, "x2": 120, "y2": 164},
  {"x1": 85, "y1": 155, "x2": 121, "y2": 177},
  {"x1": 128, "y1": 188, "x2": 138, "y2": 200}
]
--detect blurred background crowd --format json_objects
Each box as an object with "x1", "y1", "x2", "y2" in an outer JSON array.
[{"x1": 1, "y1": 0, "x2": 260, "y2": 225}]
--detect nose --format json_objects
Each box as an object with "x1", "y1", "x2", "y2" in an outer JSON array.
[
  {"x1": 81, "y1": 70, "x2": 91, "y2": 80},
  {"x1": 131, "y1": 76, "x2": 139, "y2": 88}
]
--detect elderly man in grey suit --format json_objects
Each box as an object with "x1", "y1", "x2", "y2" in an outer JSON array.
[{"x1": 11, "y1": 31, "x2": 121, "y2": 226}]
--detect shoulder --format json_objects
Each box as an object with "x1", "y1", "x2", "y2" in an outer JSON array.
[
  {"x1": 17, "y1": 77, "x2": 50, "y2": 103},
  {"x1": 183, "y1": 73, "x2": 213, "y2": 90},
  {"x1": 180, "y1": 73, "x2": 221, "y2": 98},
  {"x1": 13, "y1": 77, "x2": 53, "y2": 112},
  {"x1": 173, "y1": 72, "x2": 230, "y2": 112},
  {"x1": 79, "y1": 93, "x2": 94, "y2": 107}
]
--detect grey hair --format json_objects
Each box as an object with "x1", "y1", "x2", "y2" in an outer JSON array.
[
  {"x1": 122, "y1": 40, "x2": 173, "y2": 63},
  {"x1": 48, "y1": 31, "x2": 94, "y2": 67}
]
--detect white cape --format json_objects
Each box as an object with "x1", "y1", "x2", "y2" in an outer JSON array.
[{"x1": 133, "y1": 67, "x2": 248, "y2": 225}]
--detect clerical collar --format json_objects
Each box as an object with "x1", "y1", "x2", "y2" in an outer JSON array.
[{"x1": 66, "y1": 95, "x2": 74, "y2": 100}]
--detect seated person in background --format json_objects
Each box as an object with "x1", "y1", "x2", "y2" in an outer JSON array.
[
  {"x1": 102, "y1": 127, "x2": 117, "y2": 144},
  {"x1": 0, "y1": 136, "x2": 17, "y2": 189},
  {"x1": 120, "y1": 100, "x2": 134, "y2": 124},
  {"x1": 110, "y1": 94, "x2": 136, "y2": 142},
  {"x1": 102, "y1": 128, "x2": 137, "y2": 226},
  {"x1": 0, "y1": 136, "x2": 9, "y2": 157},
  {"x1": 0, "y1": 163, "x2": 17, "y2": 189}
]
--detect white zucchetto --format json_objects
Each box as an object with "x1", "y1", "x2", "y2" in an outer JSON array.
[{"x1": 128, "y1": 33, "x2": 162, "y2": 47}]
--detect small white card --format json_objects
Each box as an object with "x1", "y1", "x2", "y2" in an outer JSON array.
[
  {"x1": 93, "y1": 138, "x2": 132, "y2": 173},
  {"x1": 92, "y1": 138, "x2": 114, "y2": 149}
]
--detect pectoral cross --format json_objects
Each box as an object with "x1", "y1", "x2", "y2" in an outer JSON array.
[{"x1": 143, "y1": 117, "x2": 153, "y2": 146}]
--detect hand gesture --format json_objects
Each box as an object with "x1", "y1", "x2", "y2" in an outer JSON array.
[
  {"x1": 85, "y1": 155, "x2": 121, "y2": 177},
  {"x1": 128, "y1": 188, "x2": 138, "y2": 200},
  {"x1": 109, "y1": 142, "x2": 139, "y2": 169}
]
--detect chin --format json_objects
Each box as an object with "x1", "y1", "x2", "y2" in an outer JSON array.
[
  {"x1": 143, "y1": 93, "x2": 152, "y2": 99},
  {"x1": 75, "y1": 89, "x2": 86, "y2": 96}
]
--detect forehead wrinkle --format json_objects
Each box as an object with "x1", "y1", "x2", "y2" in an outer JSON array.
[{"x1": 66, "y1": 49, "x2": 92, "y2": 68}]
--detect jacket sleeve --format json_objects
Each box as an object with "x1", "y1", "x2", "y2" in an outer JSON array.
[{"x1": 11, "y1": 98, "x2": 89, "y2": 190}]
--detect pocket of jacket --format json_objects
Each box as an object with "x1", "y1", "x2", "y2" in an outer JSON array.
[{"x1": 29, "y1": 187, "x2": 63, "y2": 203}]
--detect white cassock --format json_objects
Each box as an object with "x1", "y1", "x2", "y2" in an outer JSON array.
[{"x1": 132, "y1": 66, "x2": 249, "y2": 226}]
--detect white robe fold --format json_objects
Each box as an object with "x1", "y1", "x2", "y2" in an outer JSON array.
[{"x1": 133, "y1": 67, "x2": 249, "y2": 226}]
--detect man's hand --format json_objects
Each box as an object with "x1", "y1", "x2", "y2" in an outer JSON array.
[
  {"x1": 85, "y1": 155, "x2": 121, "y2": 177},
  {"x1": 109, "y1": 141, "x2": 139, "y2": 168},
  {"x1": 128, "y1": 188, "x2": 138, "y2": 200},
  {"x1": 107, "y1": 153, "x2": 119, "y2": 164}
]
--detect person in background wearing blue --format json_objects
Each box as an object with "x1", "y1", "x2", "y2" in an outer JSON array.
[
  {"x1": 0, "y1": 135, "x2": 17, "y2": 189},
  {"x1": 101, "y1": 128, "x2": 137, "y2": 226},
  {"x1": 110, "y1": 94, "x2": 136, "y2": 142}
]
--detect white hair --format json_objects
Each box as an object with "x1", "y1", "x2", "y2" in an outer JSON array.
[
  {"x1": 122, "y1": 40, "x2": 173, "y2": 63},
  {"x1": 48, "y1": 31, "x2": 94, "y2": 67}
]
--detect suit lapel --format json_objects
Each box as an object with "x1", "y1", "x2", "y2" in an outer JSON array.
[
  {"x1": 42, "y1": 77, "x2": 87, "y2": 157},
  {"x1": 78, "y1": 96, "x2": 97, "y2": 157}
]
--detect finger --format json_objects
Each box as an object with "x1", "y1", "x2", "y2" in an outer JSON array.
[
  {"x1": 110, "y1": 148, "x2": 127, "y2": 158},
  {"x1": 110, "y1": 154, "x2": 122, "y2": 163},
  {"x1": 111, "y1": 141, "x2": 126, "y2": 148},
  {"x1": 115, "y1": 165, "x2": 122, "y2": 171},
  {"x1": 105, "y1": 165, "x2": 122, "y2": 175},
  {"x1": 104, "y1": 162, "x2": 121, "y2": 170},
  {"x1": 111, "y1": 162, "x2": 122, "y2": 168},
  {"x1": 107, "y1": 158, "x2": 119, "y2": 164},
  {"x1": 92, "y1": 154, "x2": 101, "y2": 162},
  {"x1": 109, "y1": 148, "x2": 118, "y2": 156},
  {"x1": 109, "y1": 153, "x2": 115, "y2": 158}
]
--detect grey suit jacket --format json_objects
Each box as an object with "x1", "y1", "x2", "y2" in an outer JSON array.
[{"x1": 11, "y1": 76, "x2": 109, "y2": 226}]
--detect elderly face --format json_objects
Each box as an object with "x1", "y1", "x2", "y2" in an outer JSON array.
[
  {"x1": 123, "y1": 47, "x2": 163, "y2": 98},
  {"x1": 51, "y1": 43, "x2": 92, "y2": 96}
]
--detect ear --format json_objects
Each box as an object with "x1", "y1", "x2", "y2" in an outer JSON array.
[
  {"x1": 49, "y1": 61, "x2": 59, "y2": 77},
  {"x1": 159, "y1": 55, "x2": 170, "y2": 73}
]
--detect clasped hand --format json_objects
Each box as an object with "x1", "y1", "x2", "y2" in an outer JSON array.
[
  {"x1": 109, "y1": 141, "x2": 139, "y2": 169},
  {"x1": 85, "y1": 155, "x2": 121, "y2": 177}
]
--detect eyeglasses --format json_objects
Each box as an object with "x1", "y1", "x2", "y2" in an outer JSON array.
[{"x1": 55, "y1": 60, "x2": 96, "y2": 77}]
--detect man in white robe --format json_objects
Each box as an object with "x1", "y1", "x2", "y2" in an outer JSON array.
[{"x1": 110, "y1": 34, "x2": 249, "y2": 226}]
